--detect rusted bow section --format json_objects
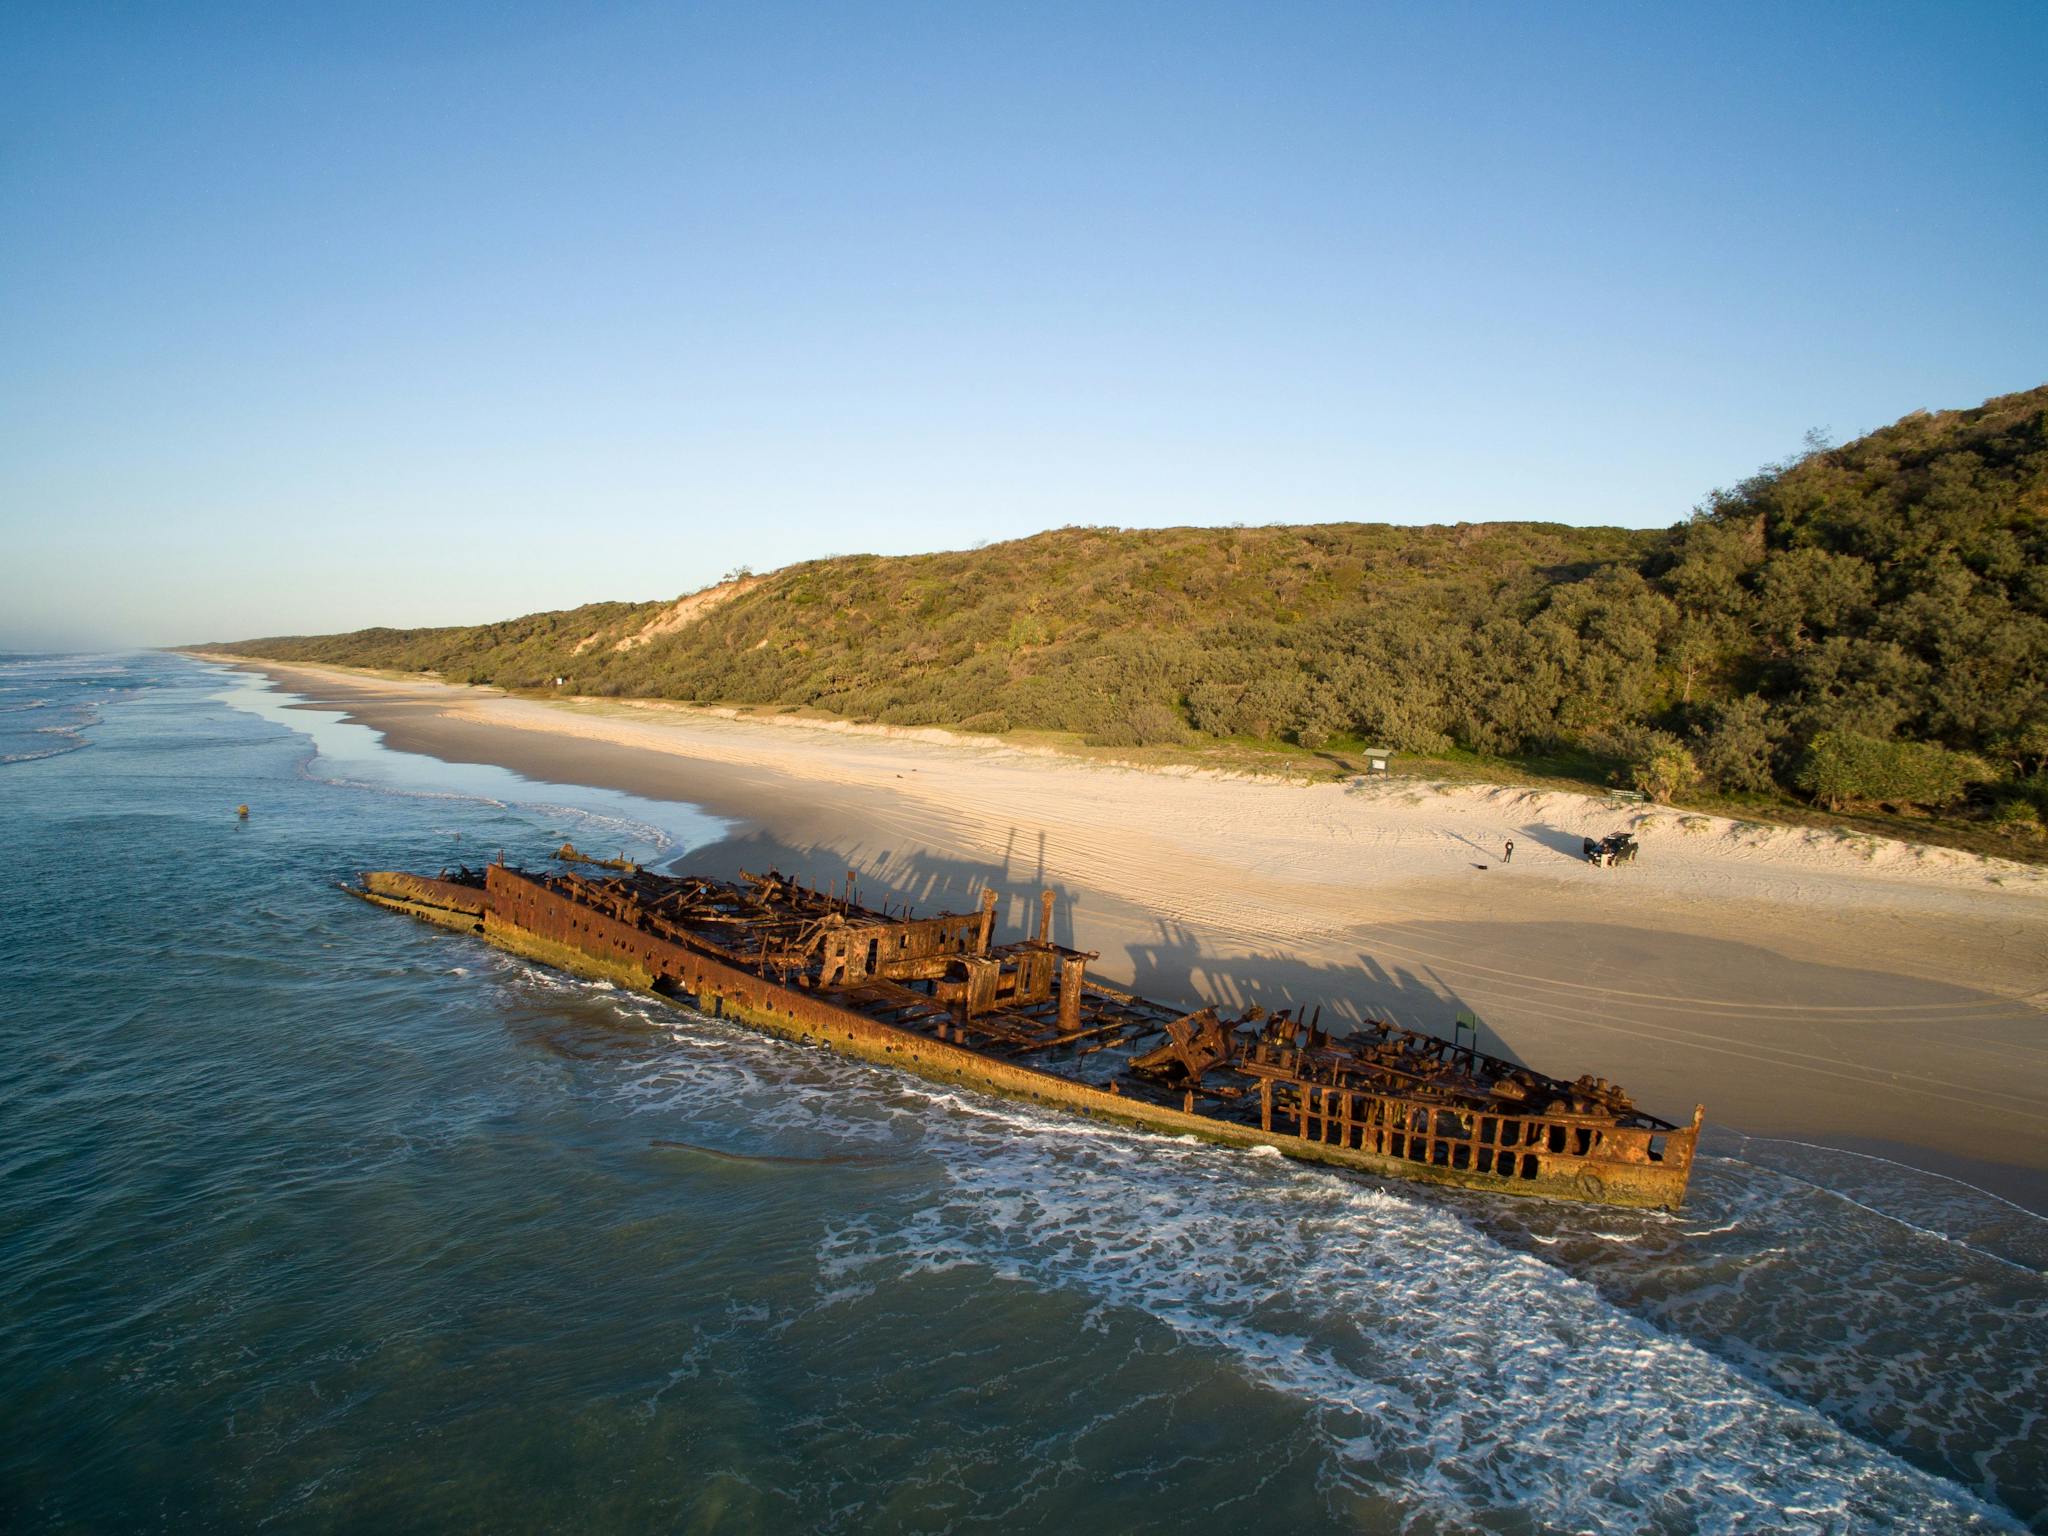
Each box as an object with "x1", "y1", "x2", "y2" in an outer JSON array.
[{"x1": 354, "y1": 859, "x2": 1701, "y2": 1210}]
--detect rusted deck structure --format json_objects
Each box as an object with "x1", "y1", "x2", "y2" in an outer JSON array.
[{"x1": 355, "y1": 861, "x2": 1702, "y2": 1209}]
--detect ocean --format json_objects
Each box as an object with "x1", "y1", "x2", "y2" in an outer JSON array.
[{"x1": 1, "y1": 651, "x2": 2042, "y2": 1533}]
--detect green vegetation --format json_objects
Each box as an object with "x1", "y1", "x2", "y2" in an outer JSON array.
[
  {"x1": 217, "y1": 600, "x2": 672, "y2": 689},
  {"x1": 208, "y1": 384, "x2": 2048, "y2": 842},
  {"x1": 1795, "y1": 731, "x2": 1986, "y2": 812}
]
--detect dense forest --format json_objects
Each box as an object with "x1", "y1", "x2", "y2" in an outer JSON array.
[{"x1": 211, "y1": 386, "x2": 2048, "y2": 831}]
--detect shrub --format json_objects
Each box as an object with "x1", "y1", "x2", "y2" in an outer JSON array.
[
  {"x1": 1087, "y1": 702, "x2": 1189, "y2": 749},
  {"x1": 2017, "y1": 774, "x2": 2048, "y2": 818},
  {"x1": 1796, "y1": 731, "x2": 1986, "y2": 811},
  {"x1": 1290, "y1": 691, "x2": 1349, "y2": 753},
  {"x1": 1186, "y1": 669, "x2": 1308, "y2": 741},
  {"x1": 1988, "y1": 799, "x2": 2042, "y2": 834},
  {"x1": 1634, "y1": 741, "x2": 1701, "y2": 802},
  {"x1": 1588, "y1": 723, "x2": 1700, "y2": 802}
]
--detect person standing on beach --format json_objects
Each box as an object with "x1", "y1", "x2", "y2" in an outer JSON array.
[{"x1": 1503, "y1": 839, "x2": 1514, "y2": 864}]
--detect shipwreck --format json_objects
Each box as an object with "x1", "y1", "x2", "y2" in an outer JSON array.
[{"x1": 354, "y1": 859, "x2": 1702, "y2": 1209}]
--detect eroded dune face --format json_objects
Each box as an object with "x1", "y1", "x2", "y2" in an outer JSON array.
[{"x1": 605, "y1": 573, "x2": 766, "y2": 654}]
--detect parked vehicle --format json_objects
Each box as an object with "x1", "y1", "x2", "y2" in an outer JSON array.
[{"x1": 1583, "y1": 832, "x2": 1638, "y2": 867}]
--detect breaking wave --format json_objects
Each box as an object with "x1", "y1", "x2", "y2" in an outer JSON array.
[
  {"x1": 0, "y1": 700, "x2": 102, "y2": 766},
  {"x1": 0, "y1": 733, "x2": 93, "y2": 765},
  {"x1": 567, "y1": 968, "x2": 2038, "y2": 1533}
]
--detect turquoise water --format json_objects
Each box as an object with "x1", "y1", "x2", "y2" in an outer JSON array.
[{"x1": 2, "y1": 652, "x2": 2043, "y2": 1533}]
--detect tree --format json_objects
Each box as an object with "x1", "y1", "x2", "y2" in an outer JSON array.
[{"x1": 1690, "y1": 697, "x2": 1777, "y2": 793}]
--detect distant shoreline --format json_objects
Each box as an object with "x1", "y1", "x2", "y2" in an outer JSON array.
[{"x1": 194, "y1": 652, "x2": 2048, "y2": 1209}]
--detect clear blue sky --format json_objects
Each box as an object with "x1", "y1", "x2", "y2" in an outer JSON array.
[{"x1": 3, "y1": 0, "x2": 2042, "y2": 649}]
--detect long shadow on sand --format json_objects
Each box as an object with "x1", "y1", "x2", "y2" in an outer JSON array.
[
  {"x1": 679, "y1": 825, "x2": 1521, "y2": 1065},
  {"x1": 1519, "y1": 823, "x2": 1598, "y2": 860}
]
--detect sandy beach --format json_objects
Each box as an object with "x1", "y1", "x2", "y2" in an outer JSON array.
[{"x1": 204, "y1": 657, "x2": 2048, "y2": 1209}]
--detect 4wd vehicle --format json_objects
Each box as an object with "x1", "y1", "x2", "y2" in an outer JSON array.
[{"x1": 1583, "y1": 831, "x2": 1638, "y2": 867}]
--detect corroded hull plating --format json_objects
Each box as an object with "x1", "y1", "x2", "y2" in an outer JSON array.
[{"x1": 356, "y1": 864, "x2": 1700, "y2": 1210}]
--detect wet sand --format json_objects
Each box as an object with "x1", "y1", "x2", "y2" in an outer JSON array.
[{"x1": 202, "y1": 658, "x2": 2048, "y2": 1209}]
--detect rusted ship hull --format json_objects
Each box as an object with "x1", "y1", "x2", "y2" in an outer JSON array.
[{"x1": 355, "y1": 864, "x2": 1701, "y2": 1210}]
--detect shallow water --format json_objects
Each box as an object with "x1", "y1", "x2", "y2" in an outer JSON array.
[{"x1": 1, "y1": 653, "x2": 2041, "y2": 1533}]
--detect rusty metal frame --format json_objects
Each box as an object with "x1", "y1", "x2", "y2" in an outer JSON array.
[{"x1": 351, "y1": 859, "x2": 1701, "y2": 1210}]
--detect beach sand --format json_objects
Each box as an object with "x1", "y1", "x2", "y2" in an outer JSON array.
[{"x1": 205, "y1": 658, "x2": 2048, "y2": 1209}]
